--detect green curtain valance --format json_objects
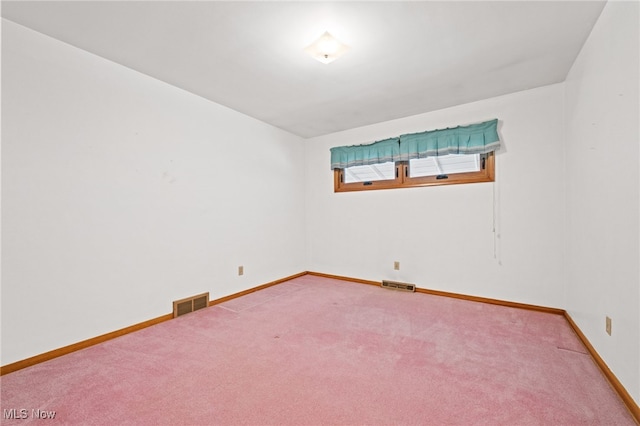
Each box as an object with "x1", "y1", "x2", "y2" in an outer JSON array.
[
  {"x1": 329, "y1": 137, "x2": 401, "y2": 170},
  {"x1": 330, "y1": 119, "x2": 499, "y2": 170}
]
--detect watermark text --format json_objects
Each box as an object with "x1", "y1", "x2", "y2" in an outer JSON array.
[{"x1": 3, "y1": 408, "x2": 56, "y2": 420}]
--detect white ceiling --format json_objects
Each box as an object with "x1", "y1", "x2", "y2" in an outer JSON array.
[{"x1": 2, "y1": 1, "x2": 606, "y2": 138}]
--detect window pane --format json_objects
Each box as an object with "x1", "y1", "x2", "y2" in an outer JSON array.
[
  {"x1": 409, "y1": 154, "x2": 480, "y2": 178},
  {"x1": 343, "y1": 162, "x2": 395, "y2": 183}
]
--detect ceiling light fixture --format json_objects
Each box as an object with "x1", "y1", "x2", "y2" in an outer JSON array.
[{"x1": 304, "y1": 31, "x2": 349, "y2": 64}]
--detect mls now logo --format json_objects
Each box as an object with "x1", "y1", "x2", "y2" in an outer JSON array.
[{"x1": 3, "y1": 408, "x2": 57, "y2": 420}]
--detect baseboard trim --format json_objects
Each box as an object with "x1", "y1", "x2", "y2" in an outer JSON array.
[
  {"x1": 0, "y1": 313, "x2": 174, "y2": 376},
  {"x1": 307, "y1": 271, "x2": 565, "y2": 315},
  {"x1": 0, "y1": 271, "x2": 308, "y2": 376},
  {"x1": 308, "y1": 271, "x2": 639, "y2": 423},
  {"x1": 209, "y1": 271, "x2": 308, "y2": 306},
  {"x1": 564, "y1": 312, "x2": 640, "y2": 424},
  {"x1": 415, "y1": 287, "x2": 565, "y2": 315},
  {"x1": 3, "y1": 270, "x2": 638, "y2": 423},
  {"x1": 306, "y1": 271, "x2": 380, "y2": 287}
]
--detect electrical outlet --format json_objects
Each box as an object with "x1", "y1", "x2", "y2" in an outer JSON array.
[
  {"x1": 238, "y1": 266, "x2": 244, "y2": 276},
  {"x1": 394, "y1": 261, "x2": 400, "y2": 271},
  {"x1": 606, "y1": 316, "x2": 612, "y2": 336}
]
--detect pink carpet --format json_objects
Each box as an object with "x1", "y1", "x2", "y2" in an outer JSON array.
[{"x1": 1, "y1": 275, "x2": 635, "y2": 425}]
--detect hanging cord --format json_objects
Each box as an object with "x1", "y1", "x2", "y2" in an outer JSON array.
[
  {"x1": 492, "y1": 161, "x2": 501, "y2": 265},
  {"x1": 493, "y1": 180, "x2": 497, "y2": 259}
]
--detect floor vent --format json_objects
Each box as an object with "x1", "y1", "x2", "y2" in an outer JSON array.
[
  {"x1": 173, "y1": 292, "x2": 209, "y2": 318},
  {"x1": 381, "y1": 280, "x2": 416, "y2": 292}
]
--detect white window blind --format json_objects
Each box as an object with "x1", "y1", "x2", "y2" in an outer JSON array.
[
  {"x1": 409, "y1": 154, "x2": 480, "y2": 178},
  {"x1": 343, "y1": 161, "x2": 395, "y2": 183}
]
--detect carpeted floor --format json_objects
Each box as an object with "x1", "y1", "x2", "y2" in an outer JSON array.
[{"x1": 0, "y1": 275, "x2": 635, "y2": 425}]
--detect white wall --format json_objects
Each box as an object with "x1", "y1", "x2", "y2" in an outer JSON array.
[
  {"x1": 564, "y1": 1, "x2": 639, "y2": 404},
  {"x1": 1, "y1": 20, "x2": 306, "y2": 365},
  {"x1": 2, "y1": 3, "x2": 638, "y2": 407},
  {"x1": 305, "y1": 84, "x2": 567, "y2": 309}
]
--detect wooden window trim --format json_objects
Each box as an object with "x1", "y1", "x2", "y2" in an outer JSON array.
[
  {"x1": 334, "y1": 162, "x2": 403, "y2": 192},
  {"x1": 334, "y1": 152, "x2": 495, "y2": 193}
]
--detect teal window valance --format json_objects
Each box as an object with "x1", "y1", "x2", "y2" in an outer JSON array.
[
  {"x1": 329, "y1": 137, "x2": 401, "y2": 170},
  {"x1": 330, "y1": 119, "x2": 499, "y2": 170}
]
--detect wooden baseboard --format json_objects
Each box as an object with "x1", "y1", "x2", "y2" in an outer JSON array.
[
  {"x1": 209, "y1": 271, "x2": 308, "y2": 306},
  {"x1": 415, "y1": 287, "x2": 565, "y2": 315},
  {"x1": 306, "y1": 271, "x2": 379, "y2": 286},
  {"x1": 3, "y1": 269, "x2": 638, "y2": 424},
  {"x1": 308, "y1": 271, "x2": 639, "y2": 422},
  {"x1": 0, "y1": 313, "x2": 174, "y2": 376},
  {"x1": 307, "y1": 271, "x2": 564, "y2": 315},
  {"x1": 564, "y1": 312, "x2": 640, "y2": 424},
  {"x1": 0, "y1": 271, "x2": 308, "y2": 376}
]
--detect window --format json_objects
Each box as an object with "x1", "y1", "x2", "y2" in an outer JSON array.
[
  {"x1": 334, "y1": 152, "x2": 494, "y2": 192},
  {"x1": 330, "y1": 119, "x2": 500, "y2": 193},
  {"x1": 343, "y1": 162, "x2": 396, "y2": 183},
  {"x1": 409, "y1": 153, "x2": 480, "y2": 178}
]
